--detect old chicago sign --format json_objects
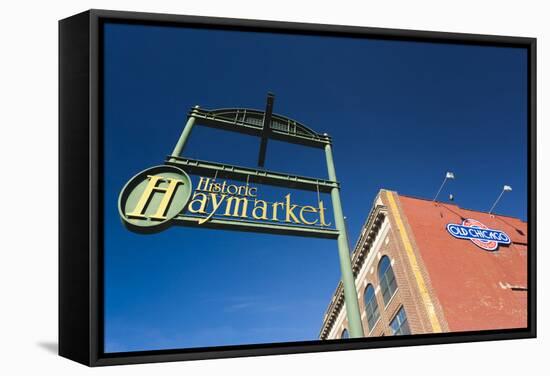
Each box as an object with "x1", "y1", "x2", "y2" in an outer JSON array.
[{"x1": 446, "y1": 218, "x2": 511, "y2": 251}]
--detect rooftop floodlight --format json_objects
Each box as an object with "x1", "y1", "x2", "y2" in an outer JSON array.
[
  {"x1": 489, "y1": 185, "x2": 513, "y2": 214},
  {"x1": 433, "y1": 171, "x2": 455, "y2": 202}
]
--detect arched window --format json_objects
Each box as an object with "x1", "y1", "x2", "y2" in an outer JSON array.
[
  {"x1": 341, "y1": 329, "x2": 349, "y2": 339},
  {"x1": 390, "y1": 307, "x2": 411, "y2": 335},
  {"x1": 378, "y1": 256, "x2": 397, "y2": 305},
  {"x1": 364, "y1": 284, "x2": 380, "y2": 330}
]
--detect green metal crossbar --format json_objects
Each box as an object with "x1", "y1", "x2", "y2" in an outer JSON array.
[{"x1": 165, "y1": 156, "x2": 339, "y2": 193}]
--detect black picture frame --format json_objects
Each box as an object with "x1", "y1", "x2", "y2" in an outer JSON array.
[{"x1": 59, "y1": 9, "x2": 537, "y2": 366}]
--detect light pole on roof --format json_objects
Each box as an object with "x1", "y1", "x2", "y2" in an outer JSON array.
[
  {"x1": 488, "y1": 185, "x2": 513, "y2": 214},
  {"x1": 433, "y1": 171, "x2": 455, "y2": 202}
]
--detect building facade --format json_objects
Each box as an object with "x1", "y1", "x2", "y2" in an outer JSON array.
[{"x1": 320, "y1": 190, "x2": 528, "y2": 339}]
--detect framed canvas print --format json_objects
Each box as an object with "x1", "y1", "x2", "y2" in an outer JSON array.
[{"x1": 59, "y1": 9, "x2": 536, "y2": 366}]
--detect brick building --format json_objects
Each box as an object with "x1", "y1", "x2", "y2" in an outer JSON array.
[{"x1": 319, "y1": 189, "x2": 528, "y2": 339}]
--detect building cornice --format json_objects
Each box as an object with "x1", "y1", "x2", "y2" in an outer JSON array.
[{"x1": 319, "y1": 191, "x2": 388, "y2": 339}]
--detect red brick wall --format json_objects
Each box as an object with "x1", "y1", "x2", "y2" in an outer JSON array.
[{"x1": 398, "y1": 195, "x2": 527, "y2": 332}]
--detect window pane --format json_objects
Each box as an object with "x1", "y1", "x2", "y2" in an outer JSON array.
[
  {"x1": 399, "y1": 318, "x2": 411, "y2": 335},
  {"x1": 378, "y1": 256, "x2": 397, "y2": 305},
  {"x1": 364, "y1": 285, "x2": 380, "y2": 330},
  {"x1": 390, "y1": 307, "x2": 411, "y2": 336},
  {"x1": 341, "y1": 329, "x2": 349, "y2": 339}
]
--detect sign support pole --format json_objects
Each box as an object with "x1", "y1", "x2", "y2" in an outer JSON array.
[
  {"x1": 325, "y1": 142, "x2": 364, "y2": 338},
  {"x1": 170, "y1": 106, "x2": 199, "y2": 161}
]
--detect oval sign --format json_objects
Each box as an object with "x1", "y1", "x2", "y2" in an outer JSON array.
[
  {"x1": 118, "y1": 165, "x2": 192, "y2": 231},
  {"x1": 446, "y1": 218, "x2": 511, "y2": 251}
]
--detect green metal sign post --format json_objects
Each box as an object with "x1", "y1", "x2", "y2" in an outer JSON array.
[
  {"x1": 324, "y1": 143, "x2": 364, "y2": 337},
  {"x1": 143, "y1": 93, "x2": 364, "y2": 338}
]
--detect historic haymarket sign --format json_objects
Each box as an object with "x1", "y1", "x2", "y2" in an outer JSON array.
[
  {"x1": 188, "y1": 177, "x2": 331, "y2": 226},
  {"x1": 119, "y1": 167, "x2": 331, "y2": 230},
  {"x1": 447, "y1": 218, "x2": 511, "y2": 251},
  {"x1": 116, "y1": 94, "x2": 366, "y2": 338}
]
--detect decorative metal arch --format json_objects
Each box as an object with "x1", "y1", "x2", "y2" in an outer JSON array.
[{"x1": 191, "y1": 107, "x2": 332, "y2": 148}]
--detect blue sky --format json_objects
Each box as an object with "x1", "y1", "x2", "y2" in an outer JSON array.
[{"x1": 103, "y1": 22, "x2": 527, "y2": 352}]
